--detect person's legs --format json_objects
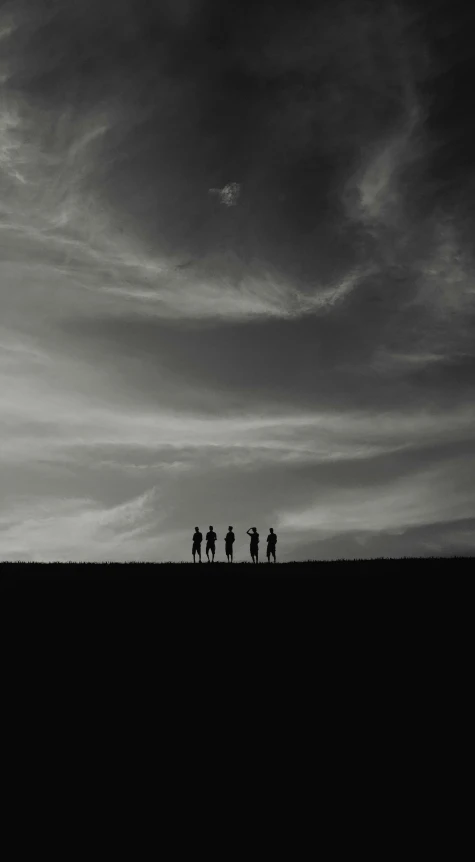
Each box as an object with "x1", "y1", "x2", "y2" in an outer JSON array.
[{"x1": 211, "y1": 545, "x2": 215, "y2": 562}]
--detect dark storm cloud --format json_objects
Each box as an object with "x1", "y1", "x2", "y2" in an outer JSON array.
[
  {"x1": 1, "y1": 0, "x2": 474, "y2": 560},
  {"x1": 4, "y1": 0, "x2": 420, "y2": 278}
]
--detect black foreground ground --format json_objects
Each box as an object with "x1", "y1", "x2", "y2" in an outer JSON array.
[
  {"x1": 1, "y1": 558, "x2": 472, "y2": 683},
  {"x1": 1, "y1": 557, "x2": 472, "y2": 618},
  {"x1": 1, "y1": 556, "x2": 472, "y2": 585}
]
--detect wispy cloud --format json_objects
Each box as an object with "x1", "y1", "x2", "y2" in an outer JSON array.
[
  {"x1": 0, "y1": 487, "x2": 168, "y2": 562},
  {"x1": 346, "y1": 102, "x2": 421, "y2": 229},
  {"x1": 2, "y1": 333, "x2": 474, "y2": 466},
  {"x1": 0, "y1": 97, "x2": 362, "y2": 324},
  {"x1": 278, "y1": 462, "x2": 475, "y2": 535}
]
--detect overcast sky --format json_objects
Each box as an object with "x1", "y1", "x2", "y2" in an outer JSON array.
[{"x1": 1, "y1": 0, "x2": 474, "y2": 561}]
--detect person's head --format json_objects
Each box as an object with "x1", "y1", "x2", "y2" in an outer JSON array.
[
  {"x1": 194, "y1": 527, "x2": 199, "y2": 532},
  {"x1": 228, "y1": 526, "x2": 233, "y2": 531},
  {"x1": 252, "y1": 526, "x2": 257, "y2": 533},
  {"x1": 269, "y1": 527, "x2": 274, "y2": 533},
  {"x1": 209, "y1": 525, "x2": 213, "y2": 530}
]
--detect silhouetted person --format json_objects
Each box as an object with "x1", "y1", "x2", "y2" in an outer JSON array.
[
  {"x1": 192, "y1": 527, "x2": 203, "y2": 563},
  {"x1": 246, "y1": 527, "x2": 259, "y2": 563},
  {"x1": 206, "y1": 525, "x2": 217, "y2": 562},
  {"x1": 225, "y1": 526, "x2": 235, "y2": 562},
  {"x1": 266, "y1": 528, "x2": 277, "y2": 562}
]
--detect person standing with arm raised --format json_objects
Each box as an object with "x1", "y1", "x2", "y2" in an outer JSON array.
[{"x1": 246, "y1": 527, "x2": 259, "y2": 563}]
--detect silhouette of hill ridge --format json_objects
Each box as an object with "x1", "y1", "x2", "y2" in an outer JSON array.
[
  {"x1": 1, "y1": 556, "x2": 472, "y2": 587},
  {"x1": 3, "y1": 558, "x2": 470, "y2": 653}
]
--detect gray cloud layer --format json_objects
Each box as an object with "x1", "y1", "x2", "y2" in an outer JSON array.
[{"x1": 1, "y1": 0, "x2": 474, "y2": 560}]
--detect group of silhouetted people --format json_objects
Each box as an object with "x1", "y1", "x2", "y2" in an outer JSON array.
[{"x1": 192, "y1": 526, "x2": 277, "y2": 563}]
